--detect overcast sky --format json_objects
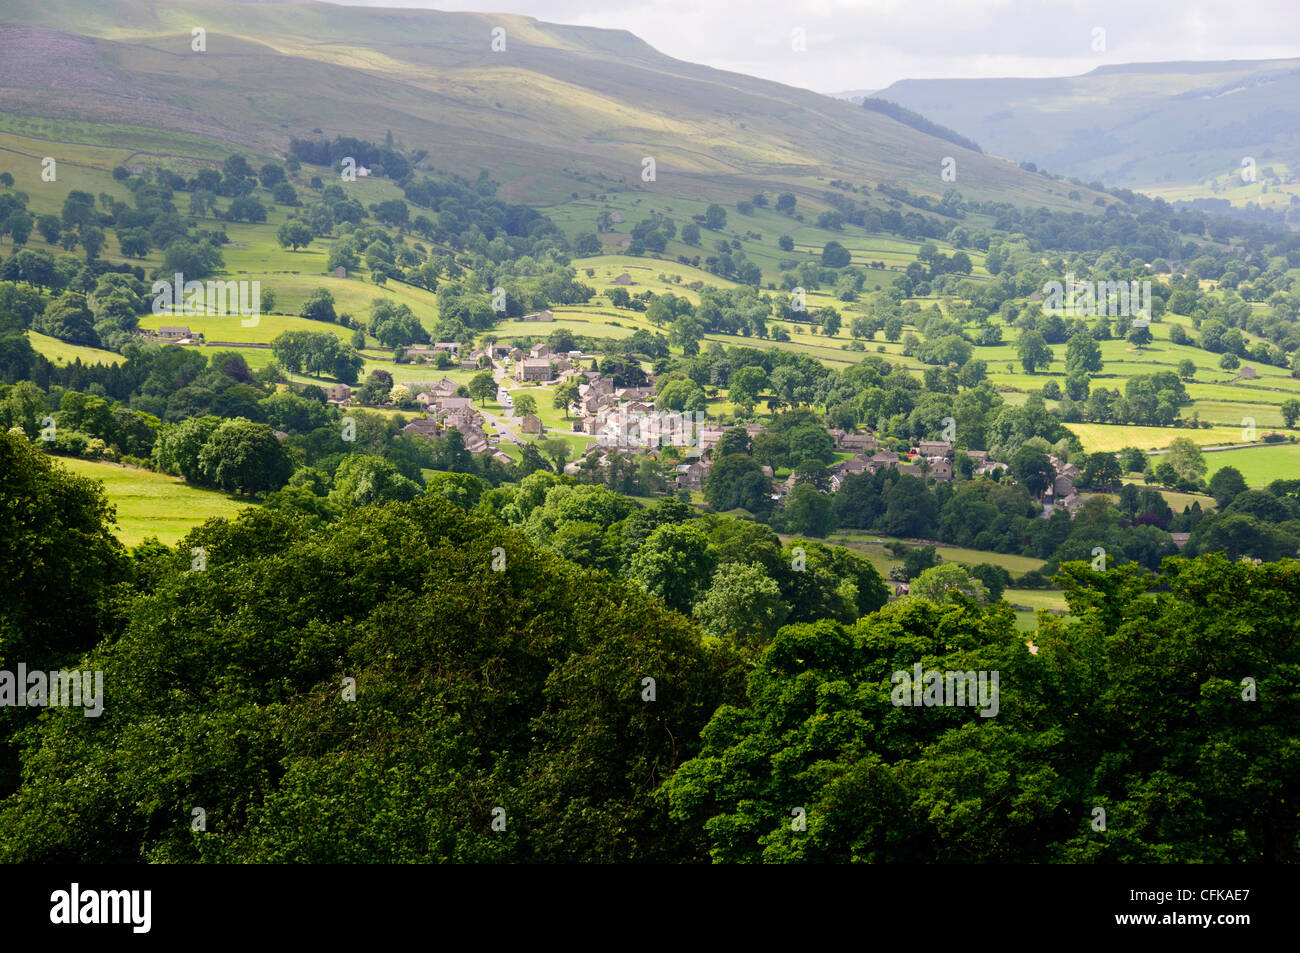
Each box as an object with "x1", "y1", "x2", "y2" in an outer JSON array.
[{"x1": 332, "y1": 0, "x2": 1300, "y2": 93}]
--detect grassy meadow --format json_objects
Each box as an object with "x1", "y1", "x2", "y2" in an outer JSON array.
[
  {"x1": 56, "y1": 457, "x2": 252, "y2": 546},
  {"x1": 29, "y1": 331, "x2": 125, "y2": 366}
]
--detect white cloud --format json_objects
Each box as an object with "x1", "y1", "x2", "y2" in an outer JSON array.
[{"x1": 330, "y1": 0, "x2": 1300, "y2": 92}]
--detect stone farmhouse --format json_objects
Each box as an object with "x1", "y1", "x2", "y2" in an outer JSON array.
[
  {"x1": 674, "y1": 457, "x2": 712, "y2": 491},
  {"x1": 136, "y1": 325, "x2": 202, "y2": 343},
  {"x1": 516, "y1": 358, "x2": 554, "y2": 382},
  {"x1": 829, "y1": 429, "x2": 877, "y2": 453}
]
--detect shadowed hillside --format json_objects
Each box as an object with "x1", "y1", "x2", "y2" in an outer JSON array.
[{"x1": 0, "y1": 0, "x2": 1104, "y2": 209}]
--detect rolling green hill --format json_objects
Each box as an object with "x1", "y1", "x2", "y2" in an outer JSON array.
[
  {"x1": 873, "y1": 58, "x2": 1300, "y2": 203},
  {"x1": 0, "y1": 0, "x2": 1104, "y2": 212}
]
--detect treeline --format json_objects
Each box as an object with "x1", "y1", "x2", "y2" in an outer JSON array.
[
  {"x1": 664, "y1": 555, "x2": 1298, "y2": 861},
  {"x1": 697, "y1": 422, "x2": 1186, "y2": 574},
  {"x1": 697, "y1": 408, "x2": 1299, "y2": 570},
  {"x1": 288, "y1": 135, "x2": 413, "y2": 180},
  {"x1": 0, "y1": 269, "x2": 155, "y2": 353},
  {"x1": 0, "y1": 345, "x2": 532, "y2": 496},
  {"x1": 401, "y1": 172, "x2": 567, "y2": 259},
  {"x1": 872, "y1": 175, "x2": 1293, "y2": 258},
  {"x1": 2, "y1": 433, "x2": 1294, "y2": 862}
]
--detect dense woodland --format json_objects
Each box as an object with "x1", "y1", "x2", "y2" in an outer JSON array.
[{"x1": 2, "y1": 431, "x2": 1296, "y2": 862}]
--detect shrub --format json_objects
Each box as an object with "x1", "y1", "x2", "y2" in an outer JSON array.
[{"x1": 1017, "y1": 568, "x2": 1053, "y2": 589}]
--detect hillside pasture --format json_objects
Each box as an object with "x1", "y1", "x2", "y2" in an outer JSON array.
[
  {"x1": 56, "y1": 457, "x2": 251, "y2": 546},
  {"x1": 1065, "y1": 422, "x2": 1250, "y2": 454},
  {"x1": 28, "y1": 331, "x2": 125, "y2": 366},
  {"x1": 1202, "y1": 442, "x2": 1300, "y2": 486}
]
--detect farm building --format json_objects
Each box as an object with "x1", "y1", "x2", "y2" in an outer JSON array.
[
  {"x1": 928, "y1": 459, "x2": 954, "y2": 482},
  {"x1": 866, "y1": 448, "x2": 900, "y2": 473},
  {"x1": 836, "y1": 430, "x2": 877, "y2": 453},
  {"x1": 675, "y1": 458, "x2": 711, "y2": 490},
  {"x1": 402, "y1": 418, "x2": 440, "y2": 438},
  {"x1": 517, "y1": 359, "x2": 553, "y2": 382},
  {"x1": 434, "y1": 396, "x2": 474, "y2": 414},
  {"x1": 918, "y1": 440, "x2": 953, "y2": 459}
]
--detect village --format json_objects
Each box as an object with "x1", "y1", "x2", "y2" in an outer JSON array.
[
  {"x1": 285, "y1": 336, "x2": 1090, "y2": 513},
  {"x1": 139, "y1": 322, "x2": 1095, "y2": 511},
  {"x1": 129, "y1": 321, "x2": 1096, "y2": 514}
]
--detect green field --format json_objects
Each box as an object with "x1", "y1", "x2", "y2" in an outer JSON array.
[
  {"x1": 365, "y1": 360, "x2": 478, "y2": 388},
  {"x1": 1065, "y1": 422, "x2": 1248, "y2": 453},
  {"x1": 1003, "y1": 588, "x2": 1069, "y2": 632},
  {"x1": 56, "y1": 457, "x2": 252, "y2": 546},
  {"x1": 508, "y1": 382, "x2": 570, "y2": 429},
  {"x1": 495, "y1": 315, "x2": 638, "y2": 341},
  {"x1": 1150, "y1": 487, "x2": 1217, "y2": 511},
  {"x1": 526, "y1": 431, "x2": 592, "y2": 459},
  {"x1": 831, "y1": 531, "x2": 1047, "y2": 576},
  {"x1": 1202, "y1": 443, "x2": 1300, "y2": 486},
  {"x1": 28, "y1": 331, "x2": 125, "y2": 366},
  {"x1": 137, "y1": 308, "x2": 357, "y2": 345}
]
